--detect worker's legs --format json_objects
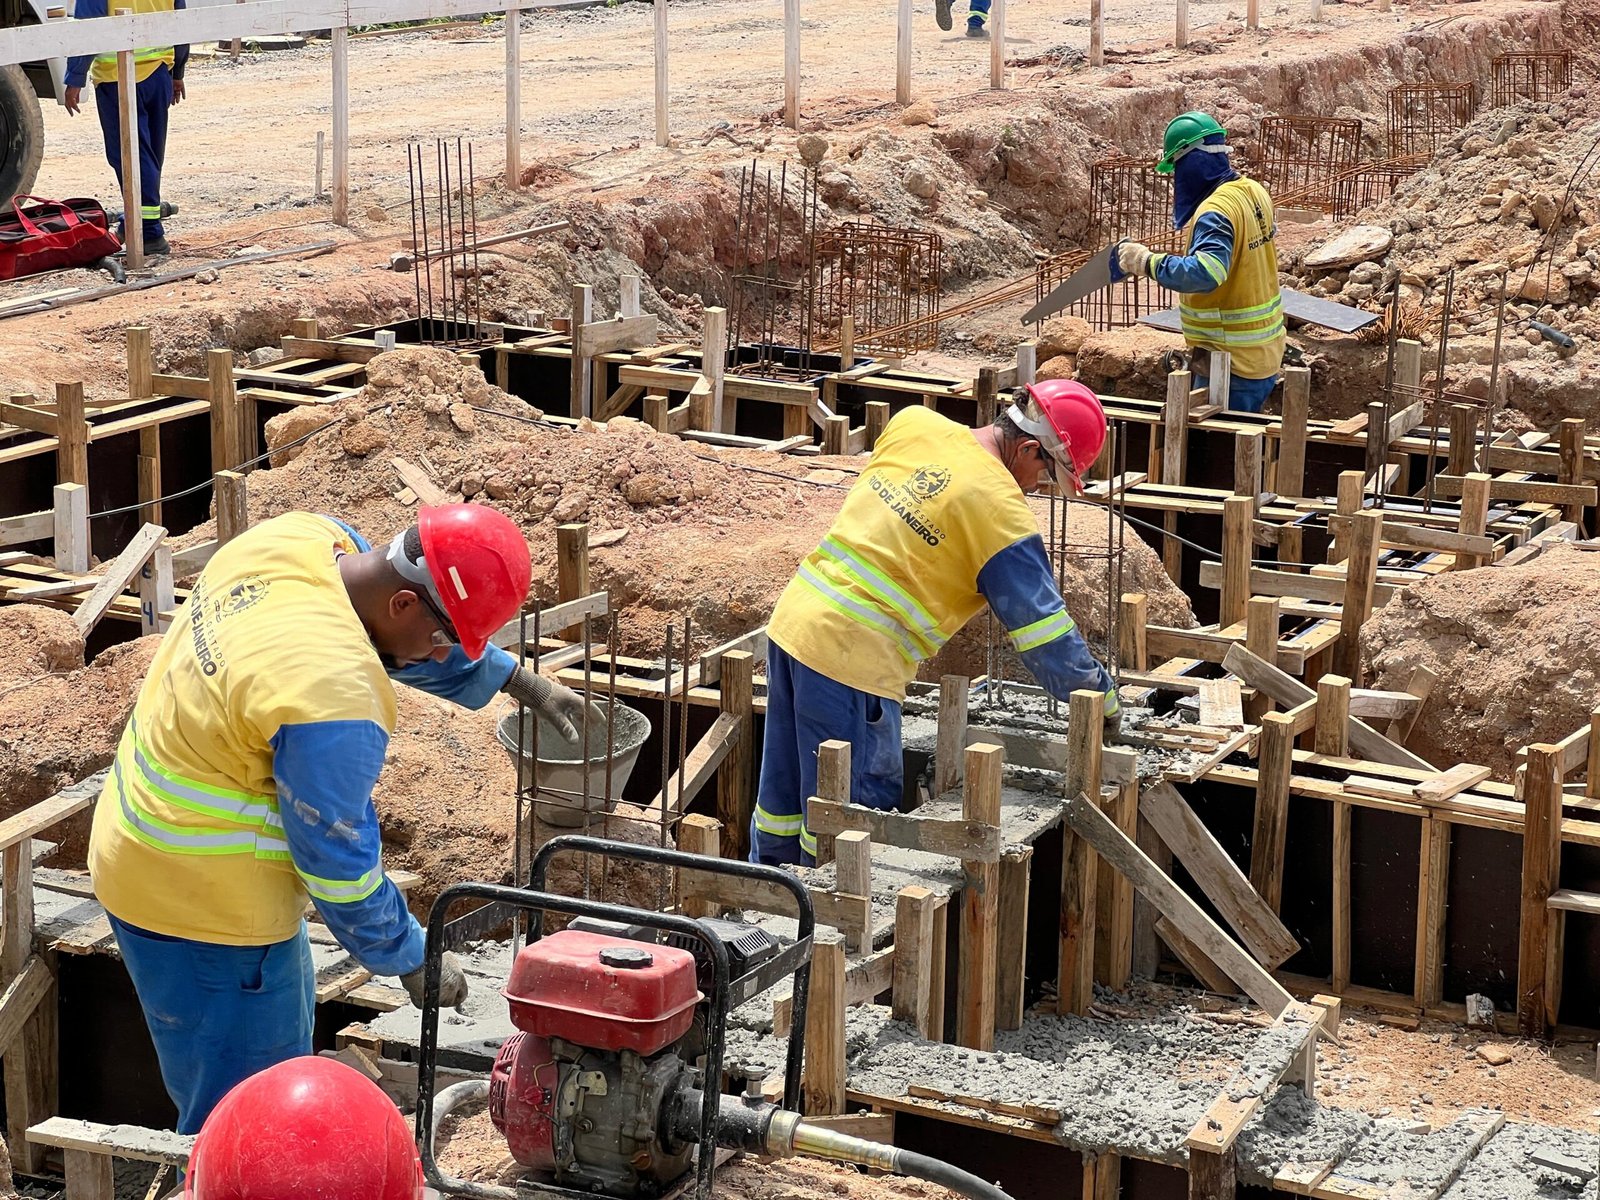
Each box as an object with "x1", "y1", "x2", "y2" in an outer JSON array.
[
  {"x1": 966, "y1": 0, "x2": 989, "y2": 32},
  {"x1": 108, "y1": 914, "x2": 315, "y2": 1133},
  {"x1": 750, "y1": 641, "x2": 903, "y2": 866},
  {"x1": 1190, "y1": 369, "x2": 1278, "y2": 415},
  {"x1": 90, "y1": 68, "x2": 170, "y2": 243}
]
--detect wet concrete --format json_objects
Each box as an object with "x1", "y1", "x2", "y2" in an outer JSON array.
[{"x1": 1441, "y1": 1121, "x2": 1600, "y2": 1200}]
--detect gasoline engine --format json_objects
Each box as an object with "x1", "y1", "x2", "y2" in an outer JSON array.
[{"x1": 415, "y1": 836, "x2": 1014, "y2": 1200}]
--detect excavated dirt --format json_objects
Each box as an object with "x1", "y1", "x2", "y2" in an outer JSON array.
[
  {"x1": 0, "y1": 606, "x2": 159, "y2": 867},
  {"x1": 1361, "y1": 545, "x2": 1600, "y2": 778},
  {"x1": 435, "y1": 1100, "x2": 963, "y2": 1200}
]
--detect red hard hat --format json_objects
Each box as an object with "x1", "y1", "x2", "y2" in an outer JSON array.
[
  {"x1": 1008, "y1": 380, "x2": 1108, "y2": 493},
  {"x1": 184, "y1": 1057, "x2": 423, "y2": 1200},
  {"x1": 388, "y1": 503, "x2": 532, "y2": 660}
]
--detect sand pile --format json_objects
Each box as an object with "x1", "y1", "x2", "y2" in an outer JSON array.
[
  {"x1": 1362, "y1": 545, "x2": 1600, "y2": 779},
  {"x1": 0, "y1": 605, "x2": 159, "y2": 865}
]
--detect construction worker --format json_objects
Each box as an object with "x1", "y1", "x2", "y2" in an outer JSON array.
[
  {"x1": 1110, "y1": 111, "x2": 1286, "y2": 414},
  {"x1": 89, "y1": 504, "x2": 593, "y2": 1135},
  {"x1": 752, "y1": 381, "x2": 1119, "y2": 866},
  {"x1": 185, "y1": 1056, "x2": 423, "y2": 1198},
  {"x1": 934, "y1": 0, "x2": 991, "y2": 37},
  {"x1": 63, "y1": 0, "x2": 188, "y2": 256}
]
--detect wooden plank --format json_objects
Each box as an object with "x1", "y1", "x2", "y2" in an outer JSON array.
[
  {"x1": 1095, "y1": 780, "x2": 1138, "y2": 990},
  {"x1": 996, "y1": 848, "x2": 1031, "y2": 1031},
  {"x1": 72, "y1": 523, "x2": 164, "y2": 636},
  {"x1": 843, "y1": 945, "x2": 893, "y2": 1006},
  {"x1": 933, "y1": 674, "x2": 969, "y2": 797},
  {"x1": 1058, "y1": 691, "x2": 1103, "y2": 1015},
  {"x1": 716, "y1": 650, "x2": 754, "y2": 863},
  {"x1": 1549, "y1": 888, "x2": 1600, "y2": 914},
  {"x1": 27, "y1": 1117, "x2": 192, "y2": 1167},
  {"x1": 1139, "y1": 781, "x2": 1298, "y2": 968},
  {"x1": 0, "y1": 399, "x2": 57, "y2": 436},
  {"x1": 807, "y1": 799, "x2": 1001, "y2": 862},
  {"x1": 1198, "y1": 679, "x2": 1245, "y2": 729},
  {"x1": 0, "y1": 772, "x2": 105, "y2": 854},
  {"x1": 640, "y1": 711, "x2": 739, "y2": 817},
  {"x1": 956, "y1": 744, "x2": 1003, "y2": 1050},
  {"x1": 892, "y1": 886, "x2": 940, "y2": 1039},
  {"x1": 1197, "y1": 561, "x2": 1402, "y2": 608},
  {"x1": 1148, "y1": 626, "x2": 1308, "y2": 674},
  {"x1": 1433, "y1": 472, "x2": 1597, "y2": 507},
  {"x1": 1186, "y1": 1003, "x2": 1325, "y2": 1157},
  {"x1": 280, "y1": 335, "x2": 382, "y2": 364},
  {"x1": 1060, "y1": 790, "x2": 1293, "y2": 1016},
  {"x1": 1222, "y1": 645, "x2": 1432, "y2": 770},
  {"x1": 834, "y1": 830, "x2": 872, "y2": 953},
  {"x1": 0, "y1": 510, "x2": 52, "y2": 547},
  {"x1": 578, "y1": 314, "x2": 660, "y2": 359},
  {"x1": 391, "y1": 457, "x2": 448, "y2": 506},
  {"x1": 1160, "y1": 914, "x2": 1235, "y2": 992},
  {"x1": 800, "y1": 930, "x2": 845, "y2": 1114},
  {"x1": 1517, "y1": 744, "x2": 1562, "y2": 1037},
  {"x1": 0, "y1": 956, "x2": 52, "y2": 1060}
]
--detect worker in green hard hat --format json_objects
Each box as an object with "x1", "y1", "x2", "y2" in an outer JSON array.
[{"x1": 1109, "y1": 112, "x2": 1286, "y2": 414}]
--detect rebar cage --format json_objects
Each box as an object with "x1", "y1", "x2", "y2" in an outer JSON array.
[
  {"x1": 728, "y1": 161, "x2": 823, "y2": 379},
  {"x1": 1330, "y1": 155, "x2": 1429, "y2": 221},
  {"x1": 1387, "y1": 83, "x2": 1477, "y2": 159},
  {"x1": 1490, "y1": 51, "x2": 1572, "y2": 107},
  {"x1": 1252, "y1": 115, "x2": 1364, "y2": 213},
  {"x1": 809, "y1": 221, "x2": 944, "y2": 357}
]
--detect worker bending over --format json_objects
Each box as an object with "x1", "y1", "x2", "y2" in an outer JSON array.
[
  {"x1": 89, "y1": 504, "x2": 593, "y2": 1134},
  {"x1": 753, "y1": 381, "x2": 1120, "y2": 866},
  {"x1": 1111, "y1": 111, "x2": 1286, "y2": 413},
  {"x1": 64, "y1": 0, "x2": 188, "y2": 256}
]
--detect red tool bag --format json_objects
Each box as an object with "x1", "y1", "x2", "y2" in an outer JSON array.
[{"x1": 0, "y1": 195, "x2": 124, "y2": 281}]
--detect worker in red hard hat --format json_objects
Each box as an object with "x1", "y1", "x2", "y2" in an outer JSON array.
[
  {"x1": 185, "y1": 1056, "x2": 422, "y2": 1199},
  {"x1": 89, "y1": 504, "x2": 592, "y2": 1136},
  {"x1": 753, "y1": 383, "x2": 1120, "y2": 865}
]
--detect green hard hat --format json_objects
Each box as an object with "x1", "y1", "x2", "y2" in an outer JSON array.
[{"x1": 1156, "y1": 111, "x2": 1227, "y2": 175}]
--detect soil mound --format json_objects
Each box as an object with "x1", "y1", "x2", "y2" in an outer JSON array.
[{"x1": 1362, "y1": 546, "x2": 1600, "y2": 779}]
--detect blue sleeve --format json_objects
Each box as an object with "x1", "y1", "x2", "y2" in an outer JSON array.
[
  {"x1": 1151, "y1": 211, "x2": 1236, "y2": 295},
  {"x1": 976, "y1": 536, "x2": 1118, "y2": 716},
  {"x1": 172, "y1": 0, "x2": 188, "y2": 78},
  {"x1": 271, "y1": 719, "x2": 425, "y2": 977},
  {"x1": 65, "y1": 0, "x2": 108, "y2": 88},
  {"x1": 389, "y1": 643, "x2": 517, "y2": 709}
]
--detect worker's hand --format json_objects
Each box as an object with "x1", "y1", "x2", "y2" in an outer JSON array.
[
  {"x1": 1115, "y1": 241, "x2": 1154, "y2": 280},
  {"x1": 63, "y1": 86, "x2": 81, "y2": 115},
  {"x1": 171, "y1": 78, "x2": 185, "y2": 104},
  {"x1": 1103, "y1": 705, "x2": 1124, "y2": 745},
  {"x1": 401, "y1": 951, "x2": 469, "y2": 1010},
  {"x1": 503, "y1": 665, "x2": 601, "y2": 745}
]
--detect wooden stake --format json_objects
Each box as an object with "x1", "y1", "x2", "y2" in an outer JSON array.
[
  {"x1": 1313, "y1": 674, "x2": 1351, "y2": 756},
  {"x1": 138, "y1": 542, "x2": 174, "y2": 636},
  {"x1": 679, "y1": 814, "x2": 722, "y2": 919},
  {"x1": 834, "y1": 830, "x2": 872, "y2": 952},
  {"x1": 1447, "y1": 404, "x2": 1477, "y2": 477},
  {"x1": 801, "y1": 929, "x2": 846, "y2": 1114},
  {"x1": 52, "y1": 483, "x2": 88, "y2": 575},
  {"x1": 1095, "y1": 779, "x2": 1137, "y2": 989},
  {"x1": 1059, "y1": 690, "x2": 1103, "y2": 1015},
  {"x1": 956, "y1": 744, "x2": 1003, "y2": 1050},
  {"x1": 1244, "y1": 597, "x2": 1279, "y2": 723},
  {"x1": 3, "y1": 835, "x2": 52, "y2": 1177},
  {"x1": 1560, "y1": 419, "x2": 1587, "y2": 528},
  {"x1": 1188, "y1": 1144, "x2": 1236, "y2": 1200},
  {"x1": 1175, "y1": 0, "x2": 1188, "y2": 48},
  {"x1": 207, "y1": 348, "x2": 238, "y2": 475},
  {"x1": 717, "y1": 650, "x2": 754, "y2": 863},
  {"x1": 505, "y1": 8, "x2": 522, "y2": 188},
  {"x1": 1517, "y1": 744, "x2": 1562, "y2": 1038},
  {"x1": 895, "y1": 0, "x2": 911, "y2": 105},
  {"x1": 1332, "y1": 798, "x2": 1351, "y2": 992},
  {"x1": 1277, "y1": 366, "x2": 1309, "y2": 498},
  {"x1": 1246, "y1": 0, "x2": 1258, "y2": 29},
  {"x1": 1089, "y1": 0, "x2": 1103, "y2": 65},
  {"x1": 138, "y1": 427, "x2": 162, "y2": 526},
  {"x1": 933, "y1": 674, "x2": 968, "y2": 798},
  {"x1": 315, "y1": 130, "x2": 324, "y2": 199},
  {"x1": 1335, "y1": 509, "x2": 1380, "y2": 684},
  {"x1": 996, "y1": 847, "x2": 1031, "y2": 1031},
  {"x1": 654, "y1": 0, "x2": 669, "y2": 146},
  {"x1": 53, "y1": 381, "x2": 87, "y2": 487},
  {"x1": 331, "y1": 25, "x2": 349, "y2": 227},
  {"x1": 703, "y1": 306, "x2": 729, "y2": 432},
  {"x1": 1330, "y1": 469, "x2": 1364, "y2": 564},
  {"x1": 893, "y1": 886, "x2": 939, "y2": 1039},
  {"x1": 1234, "y1": 430, "x2": 1262, "y2": 503},
  {"x1": 1415, "y1": 816, "x2": 1450, "y2": 1008},
  {"x1": 988, "y1": 0, "x2": 1005, "y2": 87},
  {"x1": 126, "y1": 326, "x2": 152, "y2": 399},
  {"x1": 839, "y1": 315, "x2": 856, "y2": 372},
  {"x1": 1249, "y1": 713, "x2": 1294, "y2": 912},
  {"x1": 1587, "y1": 707, "x2": 1600, "y2": 801},
  {"x1": 114, "y1": 18, "x2": 144, "y2": 270},
  {"x1": 570, "y1": 284, "x2": 593, "y2": 419},
  {"x1": 1220, "y1": 496, "x2": 1253, "y2": 628},
  {"x1": 619, "y1": 275, "x2": 641, "y2": 319},
  {"x1": 214, "y1": 471, "x2": 248, "y2": 544},
  {"x1": 1016, "y1": 342, "x2": 1036, "y2": 386},
  {"x1": 823, "y1": 414, "x2": 849, "y2": 456},
  {"x1": 557, "y1": 523, "x2": 589, "y2": 605},
  {"x1": 1119, "y1": 593, "x2": 1148, "y2": 671},
  {"x1": 783, "y1": 0, "x2": 799, "y2": 129},
  {"x1": 1455, "y1": 471, "x2": 1491, "y2": 570},
  {"x1": 974, "y1": 367, "x2": 998, "y2": 428},
  {"x1": 864, "y1": 401, "x2": 890, "y2": 451},
  {"x1": 814, "y1": 739, "x2": 850, "y2": 868}
]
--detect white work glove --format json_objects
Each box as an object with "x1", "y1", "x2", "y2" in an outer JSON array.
[
  {"x1": 503, "y1": 666, "x2": 601, "y2": 744},
  {"x1": 401, "y1": 951, "x2": 469, "y2": 1009},
  {"x1": 1116, "y1": 241, "x2": 1154, "y2": 279}
]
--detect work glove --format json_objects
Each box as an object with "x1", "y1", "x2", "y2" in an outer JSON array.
[
  {"x1": 401, "y1": 951, "x2": 469, "y2": 1010},
  {"x1": 1103, "y1": 704, "x2": 1124, "y2": 745},
  {"x1": 1115, "y1": 241, "x2": 1155, "y2": 280},
  {"x1": 502, "y1": 665, "x2": 600, "y2": 745}
]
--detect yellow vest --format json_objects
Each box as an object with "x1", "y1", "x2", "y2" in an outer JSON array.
[
  {"x1": 1178, "y1": 177, "x2": 1285, "y2": 381},
  {"x1": 768, "y1": 406, "x2": 1040, "y2": 702},
  {"x1": 89, "y1": 513, "x2": 398, "y2": 946},
  {"x1": 89, "y1": 0, "x2": 176, "y2": 85}
]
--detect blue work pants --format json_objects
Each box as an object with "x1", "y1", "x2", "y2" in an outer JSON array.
[
  {"x1": 93, "y1": 64, "x2": 171, "y2": 241},
  {"x1": 750, "y1": 640, "x2": 903, "y2": 866},
  {"x1": 108, "y1": 913, "x2": 315, "y2": 1134},
  {"x1": 968, "y1": 0, "x2": 990, "y2": 21},
  {"x1": 1196, "y1": 371, "x2": 1278, "y2": 414}
]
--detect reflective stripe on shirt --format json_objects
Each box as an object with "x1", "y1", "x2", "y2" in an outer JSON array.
[{"x1": 1007, "y1": 608, "x2": 1078, "y2": 653}]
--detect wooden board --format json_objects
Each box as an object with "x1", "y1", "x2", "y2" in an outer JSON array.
[
  {"x1": 1197, "y1": 679, "x2": 1245, "y2": 729},
  {"x1": 1414, "y1": 764, "x2": 1493, "y2": 803},
  {"x1": 807, "y1": 798, "x2": 1002, "y2": 863}
]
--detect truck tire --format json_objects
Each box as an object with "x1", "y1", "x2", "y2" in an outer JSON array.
[{"x1": 0, "y1": 64, "x2": 44, "y2": 207}]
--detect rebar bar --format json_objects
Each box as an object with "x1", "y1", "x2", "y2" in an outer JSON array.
[{"x1": 1491, "y1": 51, "x2": 1571, "y2": 108}]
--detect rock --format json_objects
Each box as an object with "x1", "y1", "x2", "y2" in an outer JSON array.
[
  {"x1": 903, "y1": 165, "x2": 939, "y2": 200},
  {"x1": 1303, "y1": 224, "x2": 1394, "y2": 270},
  {"x1": 339, "y1": 418, "x2": 388, "y2": 458},
  {"x1": 195, "y1": 269, "x2": 219, "y2": 285},
  {"x1": 1476, "y1": 1044, "x2": 1513, "y2": 1066},
  {"x1": 1034, "y1": 354, "x2": 1076, "y2": 381},
  {"x1": 1532, "y1": 192, "x2": 1568, "y2": 232},
  {"x1": 1349, "y1": 261, "x2": 1382, "y2": 285},
  {"x1": 796, "y1": 133, "x2": 830, "y2": 166},
  {"x1": 818, "y1": 171, "x2": 855, "y2": 205},
  {"x1": 900, "y1": 100, "x2": 938, "y2": 126},
  {"x1": 448, "y1": 402, "x2": 476, "y2": 434},
  {"x1": 263, "y1": 406, "x2": 334, "y2": 467},
  {"x1": 1037, "y1": 315, "x2": 1093, "y2": 358},
  {"x1": 247, "y1": 346, "x2": 279, "y2": 367},
  {"x1": 460, "y1": 471, "x2": 486, "y2": 498},
  {"x1": 1343, "y1": 283, "x2": 1375, "y2": 303},
  {"x1": 366, "y1": 205, "x2": 389, "y2": 223},
  {"x1": 1518, "y1": 273, "x2": 1569, "y2": 305}
]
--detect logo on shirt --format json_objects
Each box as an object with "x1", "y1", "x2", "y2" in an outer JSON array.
[
  {"x1": 907, "y1": 466, "x2": 951, "y2": 501},
  {"x1": 219, "y1": 577, "x2": 269, "y2": 616}
]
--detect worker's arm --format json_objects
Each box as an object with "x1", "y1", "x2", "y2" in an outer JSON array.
[
  {"x1": 389, "y1": 643, "x2": 517, "y2": 709},
  {"x1": 64, "y1": 0, "x2": 108, "y2": 89},
  {"x1": 172, "y1": 0, "x2": 189, "y2": 81},
  {"x1": 976, "y1": 535, "x2": 1118, "y2": 715},
  {"x1": 1147, "y1": 212, "x2": 1236, "y2": 295},
  {"x1": 270, "y1": 719, "x2": 424, "y2": 976}
]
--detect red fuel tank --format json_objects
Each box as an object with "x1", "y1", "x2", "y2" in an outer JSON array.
[{"x1": 502, "y1": 931, "x2": 702, "y2": 1056}]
